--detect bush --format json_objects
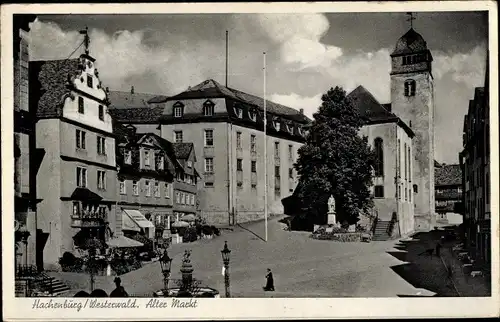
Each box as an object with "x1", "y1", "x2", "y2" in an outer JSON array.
[
  {"x1": 211, "y1": 226, "x2": 221, "y2": 236},
  {"x1": 59, "y1": 252, "x2": 84, "y2": 272},
  {"x1": 312, "y1": 232, "x2": 362, "y2": 242},
  {"x1": 183, "y1": 227, "x2": 198, "y2": 243}
]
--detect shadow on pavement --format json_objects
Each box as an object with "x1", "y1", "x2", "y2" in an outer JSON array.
[
  {"x1": 236, "y1": 223, "x2": 266, "y2": 242},
  {"x1": 387, "y1": 230, "x2": 460, "y2": 297}
]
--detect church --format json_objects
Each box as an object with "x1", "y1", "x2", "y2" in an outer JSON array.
[{"x1": 285, "y1": 26, "x2": 436, "y2": 238}]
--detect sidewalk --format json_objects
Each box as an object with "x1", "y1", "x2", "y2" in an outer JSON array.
[{"x1": 439, "y1": 241, "x2": 491, "y2": 297}]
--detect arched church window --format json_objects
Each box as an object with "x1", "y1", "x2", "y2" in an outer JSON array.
[
  {"x1": 374, "y1": 138, "x2": 384, "y2": 177},
  {"x1": 404, "y1": 79, "x2": 416, "y2": 97}
]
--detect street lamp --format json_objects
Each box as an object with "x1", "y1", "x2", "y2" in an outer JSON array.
[
  {"x1": 221, "y1": 241, "x2": 231, "y2": 298},
  {"x1": 159, "y1": 250, "x2": 172, "y2": 295}
]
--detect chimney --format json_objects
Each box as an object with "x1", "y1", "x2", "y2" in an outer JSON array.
[
  {"x1": 299, "y1": 108, "x2": 304, "y2": 115},
  {"x1": 131, "y1": 86, "x2": 135, "y2": 94}
]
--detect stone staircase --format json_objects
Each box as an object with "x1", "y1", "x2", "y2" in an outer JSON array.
[
  {"x1": 372, "y1": 220, "x2": 392, "y2": 241},
  {"x1": 37, "y1": 273, "x2": 71, "y2": 296}
]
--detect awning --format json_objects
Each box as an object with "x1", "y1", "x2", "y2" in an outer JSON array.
[
  {"x1": 122, "y1": 211, "x2": 141, "y2": 232},
  {"x1": 70, "y1": 187, "x2": 103, "y2": 202},
  {"x1": 123, "y1": 209, "x2": 155, "y2": 229},
  {"x1": 107, "y1": 235, "x2": 143, "y2": 248}
]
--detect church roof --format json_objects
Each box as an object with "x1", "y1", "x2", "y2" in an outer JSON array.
[
  {"x1": 166, "y1": 79, "x2": 311, "y2": 123},
  {"x1": 347, "y1": 85, "x2": 414, "y2": 137},
  {"x1": 435, "y1": 164, "x2": 462, "y2": 187},
  {"x1": 392, "y1": 28, "x2": 428, "y2": 56}
]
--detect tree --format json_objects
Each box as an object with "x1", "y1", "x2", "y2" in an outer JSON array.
[{"x1": 294, "y1": 86, "x2": 375, "y2": 227}]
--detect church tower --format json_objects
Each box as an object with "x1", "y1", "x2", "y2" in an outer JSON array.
[{"x1": 390, "y1": 24, "x2": 436, "y2": 231}]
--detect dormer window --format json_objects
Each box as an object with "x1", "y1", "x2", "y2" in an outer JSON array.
[
  {"x1": 173, "y1": 102, "x2": 184, "y2": 118},
  {"x1": 273, "y1": 117, "x2": 281, "y2": 131},
  {"x1": 203, "y1": 100, "x2": 214, "y2": 116},
  {"x1": 187, "y1": 161, "x2": 193, "y2": 168},
  {"x1": 404, "y1": 79, "x2": 416, "y2": 97},
  {"x1": 285, "y1": 122, "x2": 293, "y2": 134},
  {"x1": 124, "y1": 150, "x2": 132, "y2": 164},
  {"x1": 248, "y1": 108, "x2": 257, "y2": 121},
  {"x1": 234, "y1": 106, "x2": 243, "y2": 119}
]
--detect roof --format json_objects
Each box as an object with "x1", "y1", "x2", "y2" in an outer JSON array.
[
  {"x1": 109, "y1": 106, "x2": 164, "y2": 123},
  {"x1": 434, "y1": 160, "x2": 442, "y2": 168},
  {"x1": 30, "y1": 59, "x2": 82, "y2": 118},
  {"x1": 435, "y1": 164, "x2": 462, "y2": 186},
  {"x1": 108, "y1": 90, "x2": 161, "y2": 109},
  {"x1": 392, "y1": 28, "x2": 428, "y2": 56},
  {"x1": 172, "y1": 143, "x2": 193, "y2": 160},
  {"x1": 167, "y1": 79, "x2": 310, "y2": 123}
]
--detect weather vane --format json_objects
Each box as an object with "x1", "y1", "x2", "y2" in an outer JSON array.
[
  {"x1": 79, "y1": 26, "x2": 90, "y2": 54},
  {"x1": 406, "y1": 12, "x2": 416, "y2": 29}
]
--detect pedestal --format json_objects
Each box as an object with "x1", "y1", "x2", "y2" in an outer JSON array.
[{"x1": 327, "y1": 213, "x2": 336, "y2": 225}]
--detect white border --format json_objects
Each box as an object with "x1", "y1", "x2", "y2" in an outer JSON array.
[{"x1": 1, "y1": 2, "x2": 499, "y2": 320}]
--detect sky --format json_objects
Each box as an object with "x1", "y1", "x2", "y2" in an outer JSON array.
[{"x1": 28, "y1": 12, "x2": 488, "y2": 164}]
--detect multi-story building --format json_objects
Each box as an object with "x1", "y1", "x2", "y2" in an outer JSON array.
[
  {"x1": 434, "y1": 163, "x2": 463, "y2": 225},
  {"x1": 108, "y1": 88, "x2": 164, "y2": 135},
  {"x1": 459, "y1": 58, "x2": 490, "y2": 264},
  {"x1": 113, "y1": 123, "x2": 198, "y2": 240},
  {"x1": 348, "y1": 86, "x2": 415, "y2": 237},
  {"x1": 13, "y1": 14, "x2": 40, "y2": 271},
  {"x1": 31, "y1": 49, "x2": 118, "y2": 269},
  {"x1": 158, "y1": 79, "x2": 310, "y2": 225}
]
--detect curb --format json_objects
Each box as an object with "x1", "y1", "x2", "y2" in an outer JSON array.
[{"x1": 439, "y1": 252, "x2": 461, "y2": 297}]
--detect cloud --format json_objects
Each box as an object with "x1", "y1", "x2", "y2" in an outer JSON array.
[{"x1": 270, "y1": 93, "x2": 322, "y2": 119}]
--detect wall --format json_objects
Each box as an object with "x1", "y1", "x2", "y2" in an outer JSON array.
[
  {"x1": 36, "y1": 119, "x2": 62, "y2": 265},
  {"x1": 391, "y1": 69, "x2": 435, "y2": 231}
]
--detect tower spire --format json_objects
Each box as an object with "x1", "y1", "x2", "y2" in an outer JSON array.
[
  {"x1": 406, "y1": 12, "x2": 416, "y2": 29},
  {"x1": 79, "y1": 26, "x2": 90, "y2": 54}
]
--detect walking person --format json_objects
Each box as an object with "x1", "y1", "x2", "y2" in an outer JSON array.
[
  {"x1": 110, "y1": 277, "x2": 129, "y2": 297},
  {"x1": 263, "y1": 268, "x2": 275, "y2": 291},
  {"x1": 436, "y1": 241, "x2": 442, "y2": 257}
]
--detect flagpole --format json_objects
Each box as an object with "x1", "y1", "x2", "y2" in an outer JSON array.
[{"x1": 263, "y1": 52, "x2": 268, "y2": 242}]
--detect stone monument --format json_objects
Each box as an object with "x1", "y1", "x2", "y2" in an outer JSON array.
[{"x1": 327, "y1": 196, "x2": 336, "y2": 225}]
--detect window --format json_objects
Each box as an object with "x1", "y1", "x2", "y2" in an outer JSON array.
[
  {"x1": 124, "y1": 150, "x2": 132, "y2": 164},
  {"x1": 76, "y1": 167, "x2": 87, "y2": 187},
  {"x1": 237, "y1": 159, "x2": 243, "y2": 171},
  {"x1": 76, "y1": 130, "x2": 86, "y2": 149},
  {"x1": 145, "y1": 180, "x2": 151, "y2": 197},
  {"x1": 408, "y1": 146, "x2": 411, "y2": 182},
  {"x1": 286, "y1": 122, "x2": 293, "y2": 134},
  {"x1": 97, "y1": 170, "x2": 106, "y2": 190},
  {"x1": 132, "y1": 180, "x2": 139, "y2": 195},
  {"x1": 181, "y1": 192, "x2": 185, "y2": 205},
  {"x1": 409, "y1": 188, "x2": 412, "y2": 202},
  {"x1": 289, "y1": 168, "x2": 293, "y2": 179},
  {"x1": 97, "y1": 136, "x2": 106, "y2": 155},
  {"x1": 404, "y1": 143, "x2": 407, "y2": 181},
  {"x1": 275, "y1": 186, "x2": 281, "y2": 198},
  {"x1": 288, "y1": 145, "x2": 293, "y2": 160},
  {"x1": 156, "y1": 154, "x2": 164, "y2": 170},
  {"x1": 173, "y1": 103, "x2": 183, "y2": 117},
  {"x1": 204, "y1": 129, "x2": 214, "y2": 146},
  {"x1": 119, "y1": 179, "x2": 126, "y2": 195},
  {"x1": 274, "y1": 142, "x2": 280, "y2": 158},
  {"x1": 374, "y1": 185, "x2": 384, "y2": 198},
  {"x1": 205, "y1": 182, "x2": 214, "y2": 187},
  {"x1": 404, "y1": 79, "x2": 416, "y2": 97},
  {"x1": 374, "y1": 138, "x2": 384, "y2": 176},
  {"x1": 251, "y1": 160, "x2": 257, "y2": 173},
  {"x1": 251, "y1": 183, "x2": 257, "y2": 189},
  {"x1": 249, "y1": 108, "x2": 257, "y2": 121},
  {"x1": 275, "y1": 166, "x2": 280, "y2": 178},
  {"x1": 174, "y1": 131, "x2": 183, "y2": 143},
  {"x1": 98, "y1": 105, "x2": 104, "y2": 121},
  {"x1": 144, "y1": 150, "x2": 150, "y2": 166},
  {"x1": 73, "y1": 202, "x2": 80, "y2": 217},
  {"x1": 236, "y1": 132, "x2": 242, "y2": 149},
  {"x1": 87, "y1": 74, "x2": 93, "y2": 88},
  {"x1": 78, "y1": 97, "x2": 84, "y2": 114},
  {"x1": 273, "y1": 118, "x2": 281, "y2": 131},
  {"x1": 165, "y1": 183, "x2": 171, "y2": 198},
  {"x1": 234, "y1": 107, "x2": 243, "y2": 118},
  {"x1": 250, "y1": 135, "x2": 256, "y2": 152},
  {"x1": 154, "y1": 182, "x2": 160, "y2": 197},
  {"x1": 205, "y1": 158, "x2": 214, "y2": 173},
  {"x1": 187, "y1": 161, "x2": 193, "y2": 168},
  {"x1": 176, "y1": 192, "x2": 181, "y2": 203},
  {"x1": 203, "y1": 101, "x2": 214, "y2": 116}
]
